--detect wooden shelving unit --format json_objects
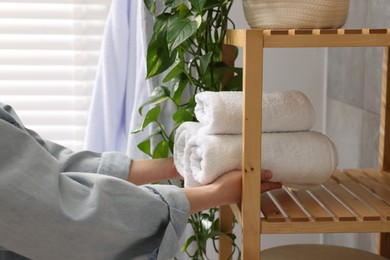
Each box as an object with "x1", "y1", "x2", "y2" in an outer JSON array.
[{"x1": 220, "y1": 28, "x2": 390, "y2": 259}]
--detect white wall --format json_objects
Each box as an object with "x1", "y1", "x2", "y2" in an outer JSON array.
[{"x1": 229, "y1": 0, "x2": 328, "y2": 250}]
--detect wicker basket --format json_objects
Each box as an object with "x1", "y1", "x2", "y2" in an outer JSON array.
[{"x1": 242, "y1": 0, "x2": 350, "y2": 29}]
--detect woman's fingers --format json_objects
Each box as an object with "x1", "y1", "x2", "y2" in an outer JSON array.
[
  {"x1": 261, "y1": 181, "x2": 282, "y2": 192},
  {"x1": 260, "y1": 169, "x2": 282, "y2": 192},
  {"x1": 261, "y1": 169, "x2": 273, "y2": 181}
]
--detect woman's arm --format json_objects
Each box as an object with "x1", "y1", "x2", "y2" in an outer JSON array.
[
  {"x1": 128, "y1": 157, "x2": 181, "y2": 185},
  {"x1": 129, "y1": 158, "x2": 282, "y2": 214}
]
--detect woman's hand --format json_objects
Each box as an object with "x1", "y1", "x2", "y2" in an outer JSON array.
[{"x1": 183, "y1": 169, "x2": 282, "y2": 214}]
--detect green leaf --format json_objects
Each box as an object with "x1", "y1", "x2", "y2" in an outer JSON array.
[
  {"x1": 203, "y1": 0, "x2": 220, "y2": 10},
  {"x1": 152, "y1": 140, "x2": 169, "y2": 158},
  {"x1": 135, "y1": 127, "x2": 163, "y2": 156},
  {"x1": 189, "y1": 0, "x2": 207, "y2": 13},
  {"x1": 172, "y1": 106, "x2": 194, "y2": 124},
  {"x1": 224, "y1": 74, "x2": 243, "y2": 91},
  {"x1": 223, "y1": 67, "x2": 243, "y2": 91},
  {"x1": 146, "y1": 33, "x2": 177, "y2": 78},
  {"x1": 201, "y1": 62, "x2": 227, "y2": 89},
  {"x1": 194, "y1": 15, "x2": 202, "y2": 28},
  {"x1": 131, "y1": 106, "x2": 160, "y2": 133},
  {"x1": 154, "y1": 13, "x2": 170, "y2": 34},
  {"x1": 181, "y1": 235, "x2": 196, "y2": 252},
  {"x1": 137, "y1": 139, "x2": 151, "y2": 157},
  {"x1": 162, "y1": 59, "x2": 184, "y2": 83},
  {"x1": 144, "y1": 0, "x2": 155, "y2": 14},
  {"x1": 168, "y1": 130, "x2": 176, "y2": 153},
  {"x1": 177, "y1": 3, "x2": 190, "y2": 17},
  {"x1": 199, "y1": 52, "x2": 213, "y2": 75},
  {"x1": 142, "y1": 106, "x2": 161, "y2": 129},
  {"x1": 172, "y1": 77, "x2": 189, "y2": 104},
  {"x1": 138, "y1": 86, "x2": 171, "y2": 115},
  {"x1": 164, "y1": 0, "x2": 186, "y2": 8},
  {"x1": 167, "y1": 17, "x2": 198, "y2": 54}
]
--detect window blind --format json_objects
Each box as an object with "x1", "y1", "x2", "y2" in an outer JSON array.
[{"x1": 0, "y1": 0, "x2": 111, "y2": 151}]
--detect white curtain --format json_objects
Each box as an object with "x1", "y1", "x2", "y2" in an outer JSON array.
[{"x1": 0, "y1": 0, "x2": 110, "y2": 151}]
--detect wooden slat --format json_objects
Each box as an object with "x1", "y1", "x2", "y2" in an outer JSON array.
[
  {"x1": 345, "y1": 29, "x2": 363, "y2": 34},
  {"x1": 261, "y1": 192, "x2": 286, "y2": 222},
  {"x1": 261, "y1": 220, "x2": 390, "y2": 234},
  {"x1": 293, "y1": 189, "x2": 333, "y2": 221},
  {"x1": 269, "y1": 30, "x2": 289, "y2": 35},
  {"x1": 320, "y1": 29, "x2": 338, "y2": 34},
  {"x1": 345, "y1": 169, "x2": 390, "y2": 205},
  {"x1": 370, "y1": 28, "x2": 389, "y2": 34},
  {"x1": 294, "y1": 29, "x2": 313, "y2": 35},
  {"x1": 263, "y1": 33, "x2": 390, "y2": 48},
  {"x1": 333, "y1": 171, "x2": 390, "y2": 220},
  {"x1": 364, "y1": 169, "x2": 390, "y2": 187},
  {"x1": 230, "y1": 204, "x2": 242, "y2": 227},
  {"x1": 226, "y1": 29, "x2": 390, "y2": 49},
  {"x1": 310, "y1": 185, "x2": 357, "y2": 221},
  {"x1": 323, "y1": 179, "x2": 381, "y2": 221},
  {"x1": 270, "y1": 189, "x2": 309, "y2": 222}
]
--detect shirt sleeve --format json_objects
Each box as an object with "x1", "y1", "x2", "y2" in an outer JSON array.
[
  {"x1": 28, "y1": 133, "x2": 132, "y2": 180},
  {"x1": 0, "y1": 119, "x2": 190, "y2": 260},
  {"x1": 0, "y1": 102, "x2": 130, "y2": 180}
]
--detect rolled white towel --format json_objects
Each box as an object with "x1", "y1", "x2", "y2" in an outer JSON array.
[
  {"x1": 185, "y1": 134, "x2": 242, "y2": 185},
  {"x1": 176, "y1": 131, "x2": 338, "y2": 189},
  {"x1": 194, "y1": 90, "x2": 316, "y2": 134},
  {"x1": 173, "y1": 122, "x2": 203, "y2": 187}
]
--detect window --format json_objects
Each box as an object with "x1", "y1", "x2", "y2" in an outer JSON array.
[{"x1": 0, "y1": 0, "x2": 111, "y2": 151}]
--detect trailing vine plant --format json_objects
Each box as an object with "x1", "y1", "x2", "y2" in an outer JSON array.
[{"x1": 133, "y1": 0, "x2": 242, "y2": 258}]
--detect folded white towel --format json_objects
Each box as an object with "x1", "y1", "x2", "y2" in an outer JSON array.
[
  {"x1": 262, "y1": 131, "x2": 338, "y2": 190},
  {"x1": 175, "y1": 130, "x2": 338, "y2": 189},
  {"x1": 173, "y1": 122, "x2": 202, "y2": 187},
  {"x1": 194, "y1": 90, "x2": 316, "y2": 134}
]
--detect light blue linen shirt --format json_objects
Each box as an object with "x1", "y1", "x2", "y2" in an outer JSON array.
[{"x1": 0, "y1": 103, "x2": 190, "y2": 260}]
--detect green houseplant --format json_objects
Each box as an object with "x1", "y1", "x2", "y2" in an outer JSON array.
[{"x1": 133, "y1": 0, "x2": 242, "y2": 258}]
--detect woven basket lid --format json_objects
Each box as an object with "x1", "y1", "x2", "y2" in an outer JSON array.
[{"x1": 243, "y1": 0, "x2": 350, "y2": 29}]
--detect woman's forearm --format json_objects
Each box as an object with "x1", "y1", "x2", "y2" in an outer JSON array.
[
  {"x1": 128, "y1": 158, "x2": 181, "y2": 185},
  {"x1": 129, "y1": 159, "x2": 282, "y2": 214}
]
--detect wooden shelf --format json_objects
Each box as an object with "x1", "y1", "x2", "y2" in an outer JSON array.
[
  {"x1": 261, "y1": 168, "x2": 390, "y2": 233},
  {"x1": 220, "y1": 28, "x2": 390, "y2": 259}
]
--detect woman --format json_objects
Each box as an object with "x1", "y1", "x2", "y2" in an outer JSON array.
[{"x1": 0, "y1": 103, "x2": 281, "y2": 259}]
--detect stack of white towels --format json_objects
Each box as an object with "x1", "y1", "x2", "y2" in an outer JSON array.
[{"x1": 174, "y1": 90, "x2": 339, "y2": 189}]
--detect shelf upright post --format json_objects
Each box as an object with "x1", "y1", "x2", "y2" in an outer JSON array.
[
  {"x1": 378, "y1": 45, "x2": 390, "y2": 258},
  {"x1": 241, "y1": 30, "x2": 264, "y2": 260},
  {"x1": 219, "y1": 43, "x2": 237, "y2": 260}
]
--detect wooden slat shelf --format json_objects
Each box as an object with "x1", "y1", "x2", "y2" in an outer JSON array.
[
  {"x1": 229, "y1": 169, "x2": 390, "y2": 234},
  {"x1": 220, "y1": 28, "x2": 390, "y2": 259},
  {"x1": 258, "y1": 169, "x2": 390, "y2": 234}
]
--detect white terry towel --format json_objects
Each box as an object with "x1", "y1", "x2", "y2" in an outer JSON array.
[
  {"x1": 194, "y1": 90, "x2": 316, "y2": 134},
  {"x1": 176, "y1": 131, "x2": 338, "y2": 189},
  {"x1": 173, "y1": 122, "x2": 203, "y2": 187},
  {"x1": 184, "y1": 134, "x2": 242, "y2": 185}
]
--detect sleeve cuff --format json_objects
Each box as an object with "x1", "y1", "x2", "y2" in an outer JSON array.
[
  {"x1": 97, "y1": 152, "x2": 131, "y2": 180},
  {"x1": 145, "y1": 185, "x2": 190, "y2": 259}
]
